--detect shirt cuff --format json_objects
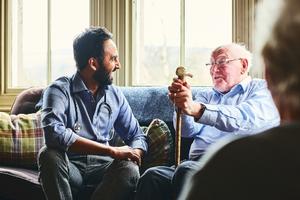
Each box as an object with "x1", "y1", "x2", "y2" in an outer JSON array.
[
  {"x1": 64, "y1": 129, "x2": 80, "y2": 150},
  {"x1": 197, "y1": 104, "x2": 218, "y2": 126},
  {"x1": 129, "y1": 139, "x2": 148, "y2": 153}
]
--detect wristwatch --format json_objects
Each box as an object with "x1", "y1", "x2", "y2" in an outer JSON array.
[
  {"x1": 199, "y1": 103, "x2": 206, "y2": 116},
  {"x1": 194, "y1": 103, "x2": 206, "y2": 122}
]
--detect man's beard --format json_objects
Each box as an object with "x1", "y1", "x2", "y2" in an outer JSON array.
[{"x1": 92, "y1": 63, "x2": 113, "y2": 86}]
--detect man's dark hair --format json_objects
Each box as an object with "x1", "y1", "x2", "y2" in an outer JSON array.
[{"x1": 73, "y1": 27, "x2": 113, "y2": 71}]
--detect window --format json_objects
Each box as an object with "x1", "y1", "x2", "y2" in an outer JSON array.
[
  {"x1": 0, "y1": 0, "x2": 257, "y2": 111},
  {"x1": 133, "y1": 0, "x2": 232, "y2": 86},
  {"x1": 9, "y1": 0, "x2": 89, "y2": 88}
]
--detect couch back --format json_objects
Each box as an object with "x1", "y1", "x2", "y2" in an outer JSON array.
[
  {"x1": 11, "y1": 86, "x2": 206, "y2": 159},
  {"x1": 120, "y1": 87, "x2": 174, "y2": 126},
  {"x1": 120, "y1": 86, "x2": 201, "y2": 130},
  {"x1": 10, "y1": 87, "x2": 44, "y2": 115},
  {"x1": 10, "y1": 87, "x2": 175, "y2": 123},
  {"x1": 11, "y1": 86, "x2": 204, "y2": 133}
]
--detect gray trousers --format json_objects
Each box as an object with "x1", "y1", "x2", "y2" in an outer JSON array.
[
  {"x1": 38, "y1": 146, "x2": 139, "y2": 200},
  {"x1": 135, "y1": 160, "x2": 201, "y2": 200}
]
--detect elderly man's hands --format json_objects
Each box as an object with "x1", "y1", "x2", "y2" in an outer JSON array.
[{"x1": 168, "y1": 78, "x2": 202, "y2": 119}]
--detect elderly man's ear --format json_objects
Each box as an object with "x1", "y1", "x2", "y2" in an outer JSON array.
[{"x1": 241, "y1": 58, "x2": 248, "y2": 74}]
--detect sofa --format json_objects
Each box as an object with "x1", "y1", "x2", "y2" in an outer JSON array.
[{"x1": 0, "y1": 86, "x2": 203, "y2": 200}]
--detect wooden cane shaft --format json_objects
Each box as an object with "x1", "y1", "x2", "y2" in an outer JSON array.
[
  {"x1": 175, "y1": 75, "x2": 185, "y2": 167},
  {"x1": 174, "y1": 66, "x2": 192, "y2": 167},
  {"x1": 175, "y1": 108, "x2": 182, "y2": 167}
]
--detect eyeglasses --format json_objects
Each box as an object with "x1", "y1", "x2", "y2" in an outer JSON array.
[{"x1": 205, "y1": 57, "x2": 243, "y2": 67}]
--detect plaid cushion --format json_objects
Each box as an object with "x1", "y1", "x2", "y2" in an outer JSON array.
[
  {"x1": 141, "y1": 118, "x2": 173, "y2": 172},
  {"x1": 110, "y1": 118, "x2": 174, "y2": 173},
  {"x1": 0, "y1": 111, "x2": 45, "y2": 168},
  {"x1": 0, "y1": 112, "x2": 172, "y2": 170}
]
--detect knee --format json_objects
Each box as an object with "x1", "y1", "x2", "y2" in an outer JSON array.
[
  {"x1": 138, "y1": 169, "x2": 152, "y2": 188},
  {"x1": 140, "y1": 168, "x2": 158, "y2": 184},
  {"x1": 114, "y1": 160, "x2": 140, "y2": 184},
  {"x1": 136, "y1": 167, "x2": 173, "y2": 200},
  {"x1": 173, "y1": 161, "x2": 198, "y2": 186},
  {"x1": 139, "y1": 167, "x2": 169, "y2": 187},
  {"x1": 38, "y1": 146, "x2": 67, "y2": 171},
  {"x1": 174, "y1": 163, "x2": 190, "y2": 180},
  {"x1": 122, "y1": 160, "x2": 140, "y2": 176}
]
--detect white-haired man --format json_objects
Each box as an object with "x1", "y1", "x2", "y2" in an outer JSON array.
[
  {"x1": 179, "y1": 0, "x2": 300, "y2": 199},
  {"x1": 135, "y1": 43, "x2": 280, "y2": 200}
]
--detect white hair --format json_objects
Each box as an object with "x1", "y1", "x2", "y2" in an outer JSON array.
[{"x1": 211, "y1": 43, "x2": 253, "y2": 71}]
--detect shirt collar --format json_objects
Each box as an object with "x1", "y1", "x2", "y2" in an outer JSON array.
[
  {"x1": 71, "y1": 71, "x2": 89, "y2": 93},
  {"x1": 71, "y1": 71, "x2": 109, "y2": 95},
  {"x1": 237, "y1": 76, "x2": 252, "y2": 92},
  {"x1": 213, "y1": 76, "x2": 252, "y2": 96}
]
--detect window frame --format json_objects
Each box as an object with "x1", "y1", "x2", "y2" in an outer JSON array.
[
  {"x1": 0, "y1": 0, "x2": 16, "y2": 112},
  {"x1": 0, "y1": 0, "x2": 91, "y2": 111},
  {"x1": 0, "y1": 0, "x2": 258, "y2": 112}
]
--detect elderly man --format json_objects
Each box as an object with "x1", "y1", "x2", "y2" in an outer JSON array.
[
  {"x1": 179, "y1": 0, "x2": 300, "y2": 199},
  {"x1": 135, "y1": 43, "x2": 280, "y2": 200}
]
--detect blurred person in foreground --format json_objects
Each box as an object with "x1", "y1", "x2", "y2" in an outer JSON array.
[
  {"x1": 135, "y1": 42, "x2": 280, "y2": 200},
  {"x1": 179, "y1": 0, "x2": 300, "y2": 199}
]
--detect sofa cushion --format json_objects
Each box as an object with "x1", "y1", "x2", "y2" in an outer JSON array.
[
  {"x1": 1, "y1": 110, "x2": 172, "y2": 171},
  {"x1": 141, "y1": 118, "x2": 174, "y2": 172},
  {"x1": 110, "y1": 118, "x2": 174, "y2": 171},
  {"x1": 0, "y1": 111, "x2": 45, "y2": 168}
]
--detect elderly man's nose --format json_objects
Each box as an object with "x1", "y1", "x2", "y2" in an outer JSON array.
[
  {"x1": 210, "y1": 64, "x2": 219, "y2": 72},
  {"x1": 116, "y1": 61, "x2": 121, "y2": 69}
]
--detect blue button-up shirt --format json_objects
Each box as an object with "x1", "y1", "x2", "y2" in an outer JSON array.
[
  {"x1": 41, "y1": 72, "x2": 147, "y2": 153},
  {"x1": 174, "y1": 77, "x2": 280, "y2": 160}
]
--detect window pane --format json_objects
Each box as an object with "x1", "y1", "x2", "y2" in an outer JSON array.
[
  {"x1": 185, "y1": 0, "x2": 232, "y2": 86},
  {"x1": 51, "y1": 0, "x2": 89, "y2": 81},
  {"x1": 133, "y1": 0, "x2": 180, "y2": 86},
  {"x1": 11, "y1": 0, "x2": 48, "y2": 88},
  {"x1": 134, "y1": 0, "x2": 232, "y2": 86},
  {"x1": 10, "y1": 0, "x2": 89, "y2": 88}
]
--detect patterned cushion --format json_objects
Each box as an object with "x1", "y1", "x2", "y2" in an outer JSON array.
[
  {"x1": 0, "y1": 111, "x2": 45, "y2": 168},
  {"x1": 110, "y1": 118, "x2": 174, "y2": 172},
  {"x1": 141, "y1": 118, "x2": 174, "y2": 172},
  {"x1": 0, "y1": 112, "x2": 172, "y2": 171}
]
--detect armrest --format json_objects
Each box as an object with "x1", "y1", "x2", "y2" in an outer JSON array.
[{"x1": 10, "y1": 87, "x2": 44, "y2": 115}]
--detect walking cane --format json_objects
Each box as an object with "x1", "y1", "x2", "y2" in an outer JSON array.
[{"x1": 175, "y1": 66, "x2": 193, "y2": 167}]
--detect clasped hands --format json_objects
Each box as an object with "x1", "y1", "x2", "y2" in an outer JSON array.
[
  {"x1": 168, "y1": 78, "x2": 202, "y2": 118},
  {"x1": 111, "y1": 145, "x2": 143, "y2": 166}
]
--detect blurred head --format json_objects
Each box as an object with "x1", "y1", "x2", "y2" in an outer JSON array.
[
  {"x1": 208, "y1": 43, "x2": 252, "y2": 93},
  {"x1": 73, "y1": 27, "x2": 120, "y2": 85},
  {"x1": 262, "y1": 0, "x2": 300, "y2": 121}
]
